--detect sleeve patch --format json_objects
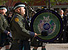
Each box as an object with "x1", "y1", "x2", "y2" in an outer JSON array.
[{"x1": 15, "y1": 17, "x2": 19, "y2": 22}]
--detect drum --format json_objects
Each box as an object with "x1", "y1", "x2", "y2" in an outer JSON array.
[{"x1": 30, "y1": 9, "x2": 63, "y2": 42}]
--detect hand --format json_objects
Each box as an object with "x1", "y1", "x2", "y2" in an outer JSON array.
[
  {"x1": 34, "y1": 33, "x2": 37, "y2": 37},
  {"x1": 7, "y1": 31, "x2": 10, "y2": 35}
]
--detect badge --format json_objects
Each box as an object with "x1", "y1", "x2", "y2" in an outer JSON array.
[{"x1": 15, "y1": 18, "x2": 19, "y2": 22}]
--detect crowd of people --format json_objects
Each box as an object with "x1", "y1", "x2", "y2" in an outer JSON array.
[{"x1": 0, "y1": 2, "x2": 68, "y2": 50}]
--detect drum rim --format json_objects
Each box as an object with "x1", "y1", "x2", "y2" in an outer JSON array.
[{"x1": 30, "y1": 9, "x2": 63, "y2": 42}]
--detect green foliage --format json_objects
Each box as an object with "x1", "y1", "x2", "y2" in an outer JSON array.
[
  {"x1": 0, "y1": 0, "x2": 8, "y2": 5},
  {"x1": 45, "y1": 0, "x2": 68, "y2": 6},
  {"x1": 50, "y1": 0, "x2": 55, "y2": 2},
  {"x1": 21, "y1": 0, "x2": 26, "y2": 2},
  {"x1": 36, "y1": 0, "x2": 42, "y2": 3},
  {"x1": 0, "y1": 0, "x2": 68, "y2": 6},
  {"x1": 13, "y1": 0, "x2": 68, "y2": 6},
  {"x1": 61, "y1": 0, "x2": 68, "y2": 2},
  {"x1": 0, "y1": 0, "x2": 3, "y2": 5}
]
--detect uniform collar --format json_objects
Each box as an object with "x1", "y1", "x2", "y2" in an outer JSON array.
[{"x1": 14, "y1": 12, "x2": 25, "y2": 19}]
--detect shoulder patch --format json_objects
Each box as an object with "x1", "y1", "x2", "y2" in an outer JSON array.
[
  {"x1": 11, "y1": 15, "x2": 18, "y2": 22},
  {"x1": 15, "y1": 17, "x2": 19, "y2": 22}
]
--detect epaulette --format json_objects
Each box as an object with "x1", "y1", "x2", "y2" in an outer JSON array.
[{"x1": 14, "y1": 15, "x2": 18, "y2": 18}]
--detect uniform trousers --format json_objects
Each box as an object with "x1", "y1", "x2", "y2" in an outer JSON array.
[{"x1": 10, "y1": 39, "x2": 30, "y2": 50}]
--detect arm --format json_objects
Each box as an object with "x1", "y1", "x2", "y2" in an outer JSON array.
[
  {"x1": 13, "y1": 17, "x2": 35, "y2": 37},
  {"x1": 0, "y1": 15, "x2": 9, "y2": 34}
]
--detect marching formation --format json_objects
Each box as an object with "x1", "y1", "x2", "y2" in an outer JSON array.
[{"x1": 0, "y1": 2, "x2": 68, "y2": 50}]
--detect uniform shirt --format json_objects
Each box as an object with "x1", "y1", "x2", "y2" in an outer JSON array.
[
  {"x1": 10, "y1": 13, "x2": 35, "y2": 40},
  {"x1": 0, "y1": 14, "x2": 8, "y2": 34}
]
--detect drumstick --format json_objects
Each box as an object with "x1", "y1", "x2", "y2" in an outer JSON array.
[{"x1": 37, "y1": 34, "x2": 41, "y2": 35}]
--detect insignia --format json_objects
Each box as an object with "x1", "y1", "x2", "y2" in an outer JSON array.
[{"x1": 15, "y1": 18, "x2": 19, "y2": 22}]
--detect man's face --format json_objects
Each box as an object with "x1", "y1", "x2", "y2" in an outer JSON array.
[
  {"x1": 60, "y1": 10, "x2": 64, "y2": 15},
  {"x1": 20, "y1": 7, "x2": 25, "y2": 16},
  {"x1": 0, "y1": 9, "x2": 6, "y2": 14}
]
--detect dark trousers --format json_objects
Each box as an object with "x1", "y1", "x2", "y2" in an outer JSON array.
[
  {"x1": 10, "y1": 39, "x2": 30, "y2": 50},
  {"x1": 0, "y1": 33, "x2": 10, "y2": 47}
]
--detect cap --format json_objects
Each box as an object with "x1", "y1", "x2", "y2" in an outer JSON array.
[
  {"x1": 14, "y1": 2, "x2": 25, "y2": 10},
  {"x1": 0, "y1": 6, "x2": 7, "y2": 12}
]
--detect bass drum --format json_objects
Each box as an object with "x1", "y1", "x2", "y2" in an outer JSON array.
[{"x1": 30, "y1": 9, "x2": 63, "y2": 42}]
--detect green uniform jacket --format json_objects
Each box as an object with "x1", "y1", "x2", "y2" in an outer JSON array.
[
  {"x1": 0, "y1": 14, "x2": 8, "y2": 41},
  {"x1": 11, "y1": 13, "x2": 35, "y2": 40}
]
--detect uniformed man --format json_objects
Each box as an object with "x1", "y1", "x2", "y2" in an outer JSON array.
[
  {"x1": 10, "y1": 2, "x2": 37, "y2": 50},
  {"x1": 59, "y1": 10, "x2": 67, "y2": 43},
  {"x1": 0, "y1": 6, "x2": 10, "y2": 50}
]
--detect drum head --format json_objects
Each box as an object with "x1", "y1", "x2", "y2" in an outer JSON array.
[{"x1": 30, "y1": 9, "x2": 62, "y2": 42}]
